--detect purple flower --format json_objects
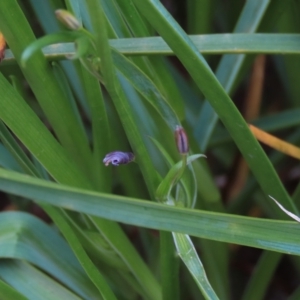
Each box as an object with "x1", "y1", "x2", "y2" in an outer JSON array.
[{"x1": 103, "y1": 151, "x2": 135, "y2": 166}]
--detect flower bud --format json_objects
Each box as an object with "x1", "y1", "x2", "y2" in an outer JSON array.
[
  {"x1": 175, "y1": 126, "x2": 189, "y2": 154},
  {"x1": 0, "y1": 32, "x2": 6, "y2": 62},
  {"x1": 55, "y1": 9, "x2": 81, "y2": 30},
  {"x1": 103, "y1": 151, "x2": 135, "y2": 166}
]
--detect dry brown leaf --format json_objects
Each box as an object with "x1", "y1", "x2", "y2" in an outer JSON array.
[{"x1": 249, "y1": 124, "x2": 300, "y2": 160}]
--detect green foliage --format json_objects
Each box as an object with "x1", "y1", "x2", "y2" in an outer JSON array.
[{"x1": 0, "y1": 0, "x2": 300, "y2": 299}]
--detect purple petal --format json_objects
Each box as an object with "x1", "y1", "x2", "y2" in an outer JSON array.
[{"x1": 103, "y1": 151, "x2": 134, "y2": 166}]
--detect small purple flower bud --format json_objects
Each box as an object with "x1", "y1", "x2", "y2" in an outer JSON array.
[
  {"x1": 175, "y1": 126, "x2": 189, "y2": 154},
  {"x1": 103, "y1": 151, "x2": 135, "y2": 166},
  {"x1": 55, "y1": 9, "x2": 81, "y2": 30}
]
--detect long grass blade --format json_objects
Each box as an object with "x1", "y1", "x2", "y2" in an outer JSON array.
[
  {"x1": 173, "y1": 233, "x2": 219, "y2": 300},
  {"x1": 0, "y1": 169, "x2": 300, "y2": 256}
]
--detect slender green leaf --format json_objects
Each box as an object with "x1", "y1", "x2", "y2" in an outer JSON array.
[
  {"x1": 209, "y1": 108, "x2": 300, "y2": 148},
  {"x1": 51, "y1": 61, "x2": 85, "y2": 132},
  {"x1": 79, "y1": 65, "x2": 112, "y2": 192},
  {"x1": 109, "y1": 34, "x2": 300, "y2": 56},
  {"x1": 112, "y1": 49, "x2": 180, "y2": 130},
  {"x1": 160, "y1": 231, "x2": 180, "y2": 300},
  {"x1": 0, "y1": 121, "x2": 40, "y2": 177},
  {"x1": 90, "y1": 217, "x2": 161, "y2": 300},
  {"x1": 0, "y1": 260, "x2": 82, "y2": 300},
  {"x1": 241, "y1": 251, "x2": 281, "y2": 300},
  {"x1": 187, "y1": 0, "x2": 214, "y2": 34},
  {"x1": 45, "y1": 207, "x2": 118, "y2": 300},
  {"x1": 3, "y1": 34, "x2": 300, "y2": 67},
  {"x1": 0, "y1": 143, "x2": 23, "y2": 172},
  {"x1": 0, "y1": 279, "x2": 28, "y2": 300},
  {"x1": 0, "y1": 211, "x2": 99, "y2": 299},
  {"x1": 0, "y1": 73, "x2": 92, "y2": 188},
  {"x1": 173, "y1": 233, "x2": 219, "y2": 300},
  {"x1": 100, "y1": 0, "x2": 131, "y2": 38},
  {"x1": 0, "y1": 169, "x2": 300, "y2": 256}
]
